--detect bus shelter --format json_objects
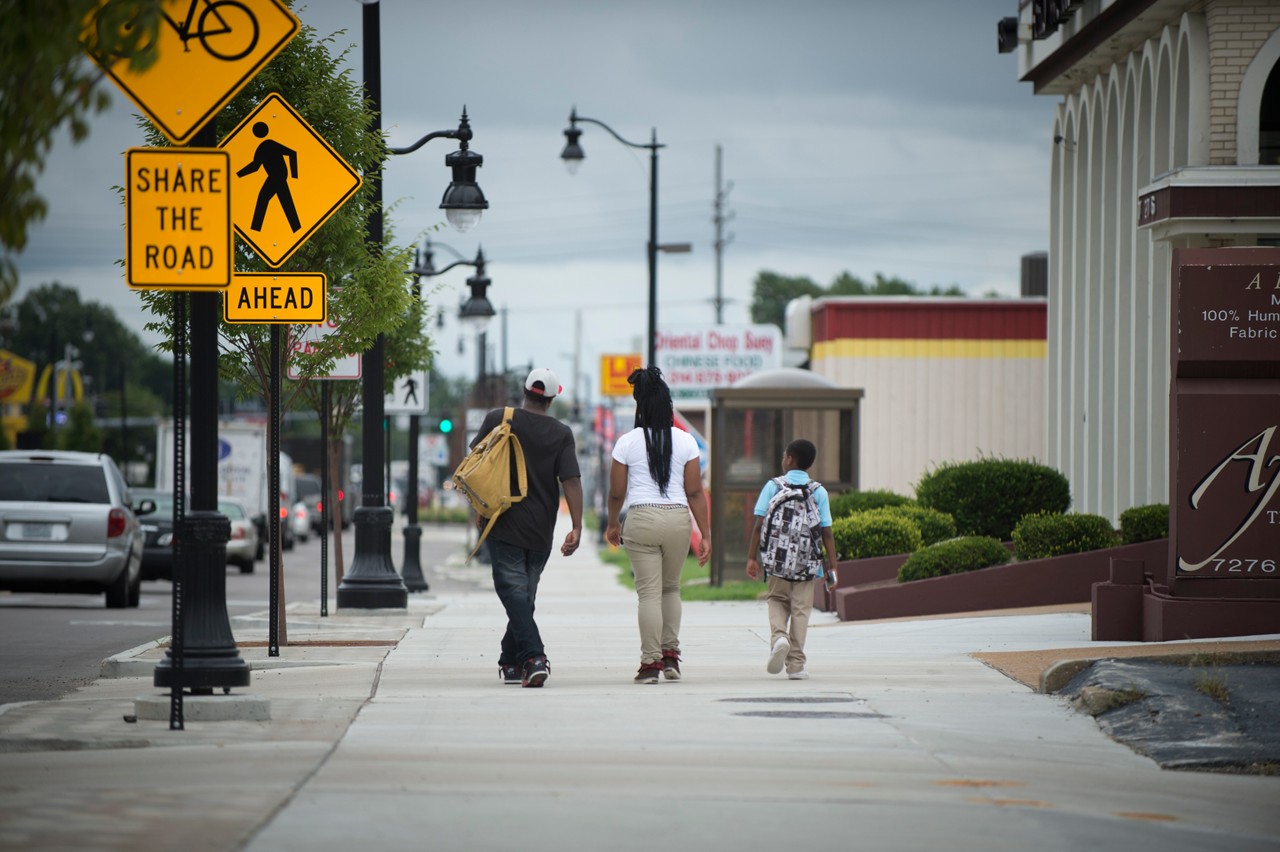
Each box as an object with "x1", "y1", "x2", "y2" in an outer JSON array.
[{"x1": 709, "y1": 368, "x2": 862, "y2": 585}]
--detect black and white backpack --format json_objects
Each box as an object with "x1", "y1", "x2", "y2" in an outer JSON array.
[{"x1": 758, "y1": 476, "x2": 824, "y2": 581}]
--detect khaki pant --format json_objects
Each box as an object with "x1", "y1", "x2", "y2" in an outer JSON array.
[
  {"x1": 623, "y1": 505, "x2": 691, "y2": 664},
  {"x1": 766, "y1": 575, "x2": 816, "y2": 674}
]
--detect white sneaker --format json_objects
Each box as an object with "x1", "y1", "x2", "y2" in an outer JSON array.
[
  {"x1": 787, "y1": 669, "x2": 809, "y2": 680},
  {"x1": 767, "y1": 636, "x2": 790, "y2": 674}
]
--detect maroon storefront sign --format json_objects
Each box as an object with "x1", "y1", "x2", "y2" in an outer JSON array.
[{"x1": 1170, "y1": 248, "x2": 1280, "y2": 596}]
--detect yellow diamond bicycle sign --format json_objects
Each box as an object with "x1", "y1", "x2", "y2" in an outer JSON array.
[
  {"x1": 84, "y1": 0, "x2": 300, "y2": 145},
  {"x1": 220, "y1": 93, "x2": 363, "y2": 268}
]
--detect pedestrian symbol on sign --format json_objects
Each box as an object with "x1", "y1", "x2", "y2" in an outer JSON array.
[{"x1": 237, "y1": 121, "x2": 301, "y2": 232}]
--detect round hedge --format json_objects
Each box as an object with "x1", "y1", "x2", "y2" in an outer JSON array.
[
  {"x1": 871, "y1": 504, "x2": 957, "y2": 547},
  {"x1": 898, "y1": 536, "x2": 1010, "y2": 582},
  {"x1": 830, "y1": 489, "x2": 914, "y2": 520},
  {"x1": 832, "y1": 512, "x2": 922, "y2": 560},
  {"x1": 1119, "y1": 503, "x2": 1168, "y2": 544},
  {"x1": 915, "y1": 458, "x2": 1070, "y2": 540},
  {"x1": 1011, "y1": 512, "x2": 1117, "y2": 560}
]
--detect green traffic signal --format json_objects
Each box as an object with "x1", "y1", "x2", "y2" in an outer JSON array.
[{"x1": 438, "y1": 417, "x2": 453, "y2": 434}]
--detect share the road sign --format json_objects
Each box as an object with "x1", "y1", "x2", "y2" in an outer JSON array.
[
  {"x1": 220, "y1": 93, "x2": 362, "y2": 268},
  {"x1": 126, "y1": 147, "x2": 232, "y2": 290},
  {"x1": 84, "y1": 0, "x2": 299, "y2": 145},
  {"x1": 224, "y1": 272, "x2": 326, "y2": 324}
]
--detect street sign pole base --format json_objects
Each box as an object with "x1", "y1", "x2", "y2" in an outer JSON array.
[
  {"x1": 401, "y1": 524, "x2": 428, "y2": 592},
  {"x1": 338, "y1": 506, "x2": 408, "y2": 609}
]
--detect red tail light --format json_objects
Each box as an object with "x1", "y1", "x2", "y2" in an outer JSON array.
[
  {"x1": 279, "y1": 506, "x2": 289, "y2": 520},
  {"x1": 316, "y1": 500, "x2": 323, "y2": 512},
  {"x1": 230, "y1": 527, "x2": 246, "y2": 540},
  {"x1": 107, "y1": 508, "x2": 127, "y2": 538},
  {"x1": 337, "y1": 489, "x2": 344, "y2": 502}
]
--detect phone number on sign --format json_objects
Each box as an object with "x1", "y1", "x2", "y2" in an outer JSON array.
[{"x1": 1205, "y1": 558, "x2": 1277, "y2": 573}]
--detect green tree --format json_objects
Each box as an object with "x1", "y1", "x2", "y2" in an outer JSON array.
[
  {"x1": 750, "y1": 269, "x2": 969, "y2": 328},
  {"x1": 0, "y1": 0, "x2": 161, "y2": 307},
  {"x1": 749, "y1": 271, "x2": 822, "y2": 328},
  {"x1": 59, "y1": 400, "x2": 103, "y2": 451}
]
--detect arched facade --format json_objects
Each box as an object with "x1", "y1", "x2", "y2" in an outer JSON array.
[{"x1": 1021, "y1": 4, "x2": 1280, "y2": 522}]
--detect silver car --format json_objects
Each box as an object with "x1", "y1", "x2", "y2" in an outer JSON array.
[
  {"x1": 0, "y1": 450, "x2": 151, "y2": 608},
  {"x1": 219, "y1": 496, "x2": 259, "y2": 574}
]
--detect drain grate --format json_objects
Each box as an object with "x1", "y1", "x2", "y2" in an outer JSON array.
[
  {"x1": 719, "y1": 696, "x2": 859, "y2": 704},
  {"x1": 733, "y1": 710, "x2": 885, "y2": 719}
]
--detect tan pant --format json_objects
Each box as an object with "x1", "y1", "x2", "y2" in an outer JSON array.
[
  {"x1": 766, "y1": 575, "x2": 816, "y2": 674},
  {"x1": 623, "y1": 505, "x2": 690, "y2": 664}
]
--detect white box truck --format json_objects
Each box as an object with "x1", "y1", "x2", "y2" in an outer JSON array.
[{"x1": 155, "y1": 420, "x2": 296, "y2": 557}]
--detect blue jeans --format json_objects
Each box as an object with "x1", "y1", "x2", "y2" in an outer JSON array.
[{"x1": 489, "y1": 539, "x2": 550, "y2": 666}]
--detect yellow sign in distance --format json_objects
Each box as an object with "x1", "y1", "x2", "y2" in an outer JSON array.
[
  {"x1": 220, "y1": 93, "x2": 363, "y2": 268},
  {"x1": 224, "y1": 272, "x2": 326, "y2": 324},
  {"x1": 601, "y1": 353, "x2": 643, "y2": 396},
  {"x1": 84, "y1": 0, "x2": 299, "y2": 145},
  {"x1": 125, "y1": 147, "x2": 232, "y2": 290}
]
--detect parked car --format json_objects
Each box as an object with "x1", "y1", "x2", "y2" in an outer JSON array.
[
  {"x1": 132, "y1": 487, "x2": 176, "y2": 581},
  {"x1": 220, "y1": 496, "x2": 258, "y2": 573},
  {"x1": 0, "y1": 450, "x2": 151, "y2": 608},
  {"x1": 132, "y1": 489, "x2": 262, "y2": 576},
  {"x1": 295, "y1": 473, "x2": 323, "y2": 534},
  {"x1": 289, "y1": 499, "x2": 310, "y2": 544}
]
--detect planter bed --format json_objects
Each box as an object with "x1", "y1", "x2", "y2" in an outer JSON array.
[{"x1": 832, "y1": 539, "x2": 1168, "y2": 622}]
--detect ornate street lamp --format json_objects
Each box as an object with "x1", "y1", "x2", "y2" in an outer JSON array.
[
  {"x1": 341, "y1": 1, "x2": 489, "y2": 610},
  {"x1": 561, "y1": 107, "x2": 664, "y2": 365},
  {"x1": 399, "y1": 240, "x2": 490, "y2": 591}
]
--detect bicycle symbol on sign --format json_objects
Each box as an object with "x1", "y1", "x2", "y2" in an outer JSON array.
[{"x1": 98, "y1": 0, "x2": 260, "y2": 63}]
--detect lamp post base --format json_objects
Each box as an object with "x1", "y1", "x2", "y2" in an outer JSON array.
[
  {"x1": 338, "y1": 506, "x2": 408, "y2": 609},
  {"x1": 401, "y1": 524, "x2": 429, "y2": 591},
  {"x1": 154, "y1": 511, "x2": 251, "y2": 690}
]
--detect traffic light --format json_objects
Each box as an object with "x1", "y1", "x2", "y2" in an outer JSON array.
[{"x1": 437, "y1": 412, "x2": 453, "y2": 434}]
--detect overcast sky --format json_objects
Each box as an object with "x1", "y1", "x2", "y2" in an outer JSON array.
[{"x1": 14, "y1": 0, "x2": 1055, "y2": 408}]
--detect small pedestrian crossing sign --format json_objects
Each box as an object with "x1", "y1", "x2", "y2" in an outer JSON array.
[{"x1": 385, "y1": 371, "x2": 428, "y2": 414}]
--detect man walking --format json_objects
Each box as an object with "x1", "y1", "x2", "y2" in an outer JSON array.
[{"x1": 471, "y1": 368, "x2": 582, "y2": 687}]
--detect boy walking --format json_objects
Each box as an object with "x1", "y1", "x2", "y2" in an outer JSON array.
[{"x1": 745, "y1": 439, "x2": 837, "y2": 680}]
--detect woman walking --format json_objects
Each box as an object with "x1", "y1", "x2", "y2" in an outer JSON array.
[{"x1": 605, "y1": 366, "x2": 712, "y2": 683}]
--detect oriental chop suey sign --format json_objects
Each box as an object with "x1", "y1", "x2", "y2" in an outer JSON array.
[
  {"x1": 1170, "y1": 249, "x2": 1280, "y2": 589},
  {"x1": 655, "y1": 325, "x2": 781, "y2": 402}
]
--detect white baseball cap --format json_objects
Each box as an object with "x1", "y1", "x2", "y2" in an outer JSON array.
[{"x1": 524, "y1": 367, "x2": 561, "y2": 398}]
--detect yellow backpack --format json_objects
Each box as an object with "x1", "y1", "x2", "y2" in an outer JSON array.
[{"x1": 451, "y1": 407, "x2": 527, "y2": 562}]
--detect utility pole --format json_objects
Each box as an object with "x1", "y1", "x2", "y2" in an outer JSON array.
[{"x1": 712, "y1": 144, "x2": 734, "y2": 324}]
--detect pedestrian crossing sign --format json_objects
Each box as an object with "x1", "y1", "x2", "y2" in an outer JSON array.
[
  {"x1": 219, "y1": 93, "x2": 362, "y2": 268},
  {"x1": 385, "y1": 371, "x2": 429, "y2": 415}
]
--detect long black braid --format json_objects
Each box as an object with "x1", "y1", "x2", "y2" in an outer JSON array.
[{"x1": 628, "y1": 365, "x2": 675, "y2": 496}]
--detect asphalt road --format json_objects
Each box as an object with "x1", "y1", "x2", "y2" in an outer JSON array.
[{"x1": 0, "y1": 522, "x2": 473, "y2": 705}]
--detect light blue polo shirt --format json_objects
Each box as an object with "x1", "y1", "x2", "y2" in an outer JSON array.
[{"x1": 753, "y1": 470, "x2": 833, "y2": 527}]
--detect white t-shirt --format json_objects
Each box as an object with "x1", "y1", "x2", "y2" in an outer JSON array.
[{"x1": 611, "y1": 427, "x2": 701, "y2": 507}]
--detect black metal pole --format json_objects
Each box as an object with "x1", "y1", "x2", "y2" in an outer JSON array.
[
  {"x1": 154, "y1": 121, "x2": 249, "y2": 694},
  {"x1": 320, "y1": 380, "x2": 330, "y2": 617},
  {"x1": 338, "y1": 0, "x2": 408, "y2": 610},
  {"x1": 268, "y1": 325, "x2": 281, "y2": 656},
  {"x1": 401, "y1": 408, "x2": 427, "y2": 590},
  {"x1": 647, "y1": 132, "x2": 658, "y2": 366},
  {"x1": 168, "y1": 294, "x2": 186, "y2": 729}
]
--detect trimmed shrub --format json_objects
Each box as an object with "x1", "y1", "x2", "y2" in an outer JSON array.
[
  {"x1": 872, "y1": 504, "x2": 957, "y2": 547},
  {"x1": 915, "y1": 458, "x2": 1071, "y2": 540},
  {"x1": 832, "y1": 512, "x2": 922, "y2": 560},
  {"x1": 830, "y1": 489, "x2": 914, "y2": 519},
  {"x1": 1012, "y1": 512, "x2": 1118, "y2": 560},
  {"x1": 1119, "y1": 503, "x2": 1169, "y2": 544},
  {"x1": 898, "y1": 536, "x2": 1010, "y2": 582}
]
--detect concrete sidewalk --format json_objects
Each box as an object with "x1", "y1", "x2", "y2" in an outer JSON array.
[{"x1": 2, "y1": 517, "x2": 1279, "y2": 851}]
